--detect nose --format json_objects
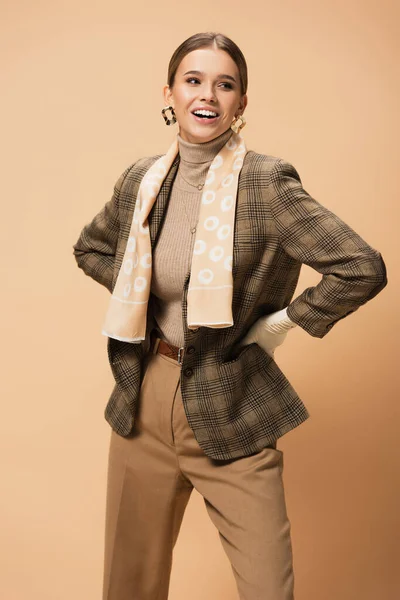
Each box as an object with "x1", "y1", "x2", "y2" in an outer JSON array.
[{"x1": 200, "y1": 82, "x2": 217, "y2": 103}]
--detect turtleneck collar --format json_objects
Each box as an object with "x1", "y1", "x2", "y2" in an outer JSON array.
[{"x1": 177, "y1": 127, "x2": 234, "y2": 165}]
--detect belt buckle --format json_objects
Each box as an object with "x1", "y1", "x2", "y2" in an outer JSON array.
[{"x1": 177, "y1": 347, "x2": 184, "y2": 365}]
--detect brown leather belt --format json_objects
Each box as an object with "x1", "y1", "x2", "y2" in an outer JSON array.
[{"x1": 149, "y1": 329, "x2": 185, "y2": 364}]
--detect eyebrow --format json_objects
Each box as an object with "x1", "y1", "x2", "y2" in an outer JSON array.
[{"x1": 183, "y1": 70, "x2": 237, "y2": 83}]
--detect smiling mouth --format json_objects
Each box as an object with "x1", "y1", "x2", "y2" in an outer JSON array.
[{"x1": 191, "y1": 111, "x2": 220, "y2": 122}]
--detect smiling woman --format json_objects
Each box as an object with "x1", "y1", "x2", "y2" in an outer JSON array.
[
  {"x1": 163, "y1": 42, "x2": 248, "y2": 143},
  {"x1": 72, "y1": 30, "x2": 388, "y2": 600}
]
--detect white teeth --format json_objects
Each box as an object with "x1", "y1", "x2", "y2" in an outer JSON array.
[{"x1": 193, "y1": 109, "x2": 218, "y2": 117}]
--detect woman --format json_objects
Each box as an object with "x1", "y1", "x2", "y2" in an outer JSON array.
[{"x1": 73, "y1": 32, "x2": 387, "y2": 600}]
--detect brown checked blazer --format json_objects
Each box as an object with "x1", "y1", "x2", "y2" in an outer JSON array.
[{"x1": 73, "y1": 150, "x2": 388, "y2": 460}]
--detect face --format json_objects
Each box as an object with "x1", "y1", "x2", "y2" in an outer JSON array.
[{"x1": 163, "y1": 47, "x2": 247, "y2": 143}]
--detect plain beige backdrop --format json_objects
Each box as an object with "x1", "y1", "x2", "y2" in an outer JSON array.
[{"x1": 2, "y1": 1, "x2": 399, "y2": 599}]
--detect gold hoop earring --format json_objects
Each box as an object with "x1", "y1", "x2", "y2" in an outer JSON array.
[
  {"x1": 231, "y1": 114, "x2": 246, "y2": 133},
  {"x1": 161, "y1": 105, "x2": 177, "y2": 126}
]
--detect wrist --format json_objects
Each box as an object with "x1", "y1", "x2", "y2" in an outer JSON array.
[{"x1": 263, "y1": 307, "x2": 297, "y2": 334}]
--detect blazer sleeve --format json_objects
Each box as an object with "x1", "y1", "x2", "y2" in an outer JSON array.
[
  {"x1": 269, "y1": 158, "x2": 388, "y2": 338},
  {"x1": 72, "y1": 162, "x2": 136, "y2": 293}
]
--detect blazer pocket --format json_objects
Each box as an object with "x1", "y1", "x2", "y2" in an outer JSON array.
[
  {"x1": 221, "y1": 341, "x2": 263, "y2": 366},
  {"x1": 233, "y1": 223, "x2": 266, "y2": 249},
  {"x1": 234, "y1": 224, "x2": 253, "y2": 245}
]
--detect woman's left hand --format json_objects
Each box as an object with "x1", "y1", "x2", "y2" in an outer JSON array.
[
  {"x1": 239, "y1": 308, "x2": 297, "y2": 358},
  {"x1": 240, "y1": 318, "x2": 288, "y2": 358}
]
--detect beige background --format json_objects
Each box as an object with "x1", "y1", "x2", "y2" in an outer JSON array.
[{"x1": 1, "y1": 1, "x2": 399, "y2": 599}]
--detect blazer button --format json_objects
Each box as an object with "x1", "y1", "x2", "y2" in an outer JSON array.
[
  {"x1": 184, "y1": 367, "x2": 193, "y2": 377},
  {"x1": 187, "y1": 346, "x2": 195, "y2": 354}
]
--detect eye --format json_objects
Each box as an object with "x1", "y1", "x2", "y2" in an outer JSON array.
[{"x1": 185, "y1": 77, "x2": 233, "y2": 90}]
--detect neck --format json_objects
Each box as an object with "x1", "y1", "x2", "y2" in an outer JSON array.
[{"x1": 177, "y1": 128, "x2": 234, "y2": 165}]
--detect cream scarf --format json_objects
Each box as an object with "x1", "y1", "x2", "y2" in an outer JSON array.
[{"x1": 102, "y1": 130, "x2": 247, "y2": 343}]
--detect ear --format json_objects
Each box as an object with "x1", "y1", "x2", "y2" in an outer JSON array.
[
  {"x1": 238, "y1": 94, "x2": 248, "y2": 114},
  {"x1": 163, "y1": 84, "x2": 173, "y2": 107}
]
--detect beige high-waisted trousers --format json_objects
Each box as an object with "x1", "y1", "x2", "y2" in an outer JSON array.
[{"x1": 103, "y1": 346, "x2": 295, "y2": 600}]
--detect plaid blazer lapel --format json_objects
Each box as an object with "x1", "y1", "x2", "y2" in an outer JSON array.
[{"x1": 148, "y1": 154, "x2": 180, "y2": 249}]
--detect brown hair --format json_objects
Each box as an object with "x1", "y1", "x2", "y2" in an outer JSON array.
[{"x1": 167, "y1": 32, "x2": 248, "y2": 96}]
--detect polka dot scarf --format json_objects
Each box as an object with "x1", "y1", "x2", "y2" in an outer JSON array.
[{"x1": 102, "y1": 131, "x2": 247, "y2": 342}]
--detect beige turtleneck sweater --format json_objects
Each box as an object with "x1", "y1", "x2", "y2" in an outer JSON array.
[
  {"x1": 149, "y1": 127, "x2": 234, "y2": 348},
  {"x1": 148, "y1": 127, "x2": 296, "y2": 350}
]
